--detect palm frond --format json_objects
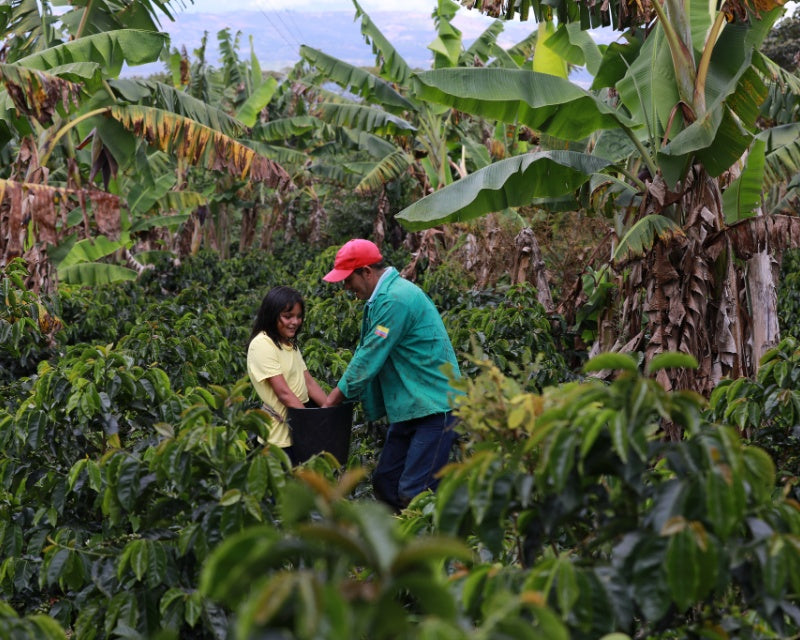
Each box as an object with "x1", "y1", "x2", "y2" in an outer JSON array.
[
  {"x1": 488, "y1": 46, "x2": 522, "y2": 69},
  {"x1": 612, "y1": 215, "x2": 684, "y2": 263},
  {"x1": 316, "y1": 102, "x2": 416, "y2": 135},
  {"x1": 109, "y1": 105, "x2": 292, "y2": 188},
  {"x1": 218, "y1": 28, "x2": 245, "y2": 89},
  {"x1": 462, "y1": 20, "x2": 505, "y2": 65},
  {"x1": 109, "y1": 78, "x2": 247, "y2": 137},
  {"x1": 759, "y1": 124, "x2": 800, "y2": 188},
  {"x1": 251, "y1": 116, "x2": 324, "y2": 142},
  {"x1": 505, "y1": 31, "x2": 538, "y2": 66},
  {"x1": 352, "y1": 0, "x2": 413, "y2": 86},
  {"x1": 299, "y1": 45, "x2": 413, "y2": 112},
  {"x1": 309, "y1": 162, "x2": 362, "y2": 187},
  {"x1": 248, "y1": 140, "x2": 310, "y2": 167},
  {"x1": 355, "y1": 149, "x2": 413, "y2": 193},
  {"x1": 14, "y1": 29, "x2": 168, "y2": 77},
  {"x1": 0, "y1": 63, "x2": 82, "y2": 124}
]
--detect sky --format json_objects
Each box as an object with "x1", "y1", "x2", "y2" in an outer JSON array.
[
  {"x1": 182, "y1": 0, "x2": 490, "y2": 14},
  {"x1": 139, "y1": 0, "x2": 561, "y2": 76},
  {"x1": 141, "y1": 0, "x2": 795, "y2": 79}
]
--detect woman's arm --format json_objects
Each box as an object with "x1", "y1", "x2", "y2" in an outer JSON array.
[
  {"x1": 265, "y1": 374, "x2": 305, "y2": 409},
  {"x1": 304, "y1": 370, "x2": 328, "y2": 407}
]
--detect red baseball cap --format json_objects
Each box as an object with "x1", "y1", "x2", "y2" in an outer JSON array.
[{"x1": 323, "y1": 239, "x2": 383, "y2": 282}]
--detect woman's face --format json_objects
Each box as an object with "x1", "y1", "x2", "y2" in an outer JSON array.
[{"x1": 277, "y1": 302, "x2": 303, "y2": 343}]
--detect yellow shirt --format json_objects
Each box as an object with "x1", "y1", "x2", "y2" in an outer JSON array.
[{"x1": 247, "y1": 332, "x2": 309, "y2": 447}]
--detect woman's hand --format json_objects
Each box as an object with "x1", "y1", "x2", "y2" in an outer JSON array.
[{"x1": 304, "y1": 371, "x2": 328, "y2": 407}]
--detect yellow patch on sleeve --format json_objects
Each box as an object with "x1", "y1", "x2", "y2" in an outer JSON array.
[{"x1": 374, "y1": 325, "x2": 390, "y2": 338}]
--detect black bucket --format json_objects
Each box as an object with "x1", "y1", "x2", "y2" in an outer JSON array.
[{"x1": 287, "y1": 404, "x2": 354, "y2": 465}]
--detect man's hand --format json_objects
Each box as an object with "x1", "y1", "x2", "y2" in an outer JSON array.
[{"x1": 323, "y1": 386, "x2": 346, "y2": 408}]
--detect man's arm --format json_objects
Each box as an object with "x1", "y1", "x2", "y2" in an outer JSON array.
[{"x1": 323, "y1": 385, "x2": 346, "y2": 408}]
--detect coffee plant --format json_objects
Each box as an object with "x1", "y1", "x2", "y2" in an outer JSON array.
[{"x1": 3, "y1": 248, "x2": 800, "y2": 639}]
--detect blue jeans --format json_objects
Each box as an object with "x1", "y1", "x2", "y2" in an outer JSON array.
[{"x1": 372, "y1": 412, "x2": 458, "y2": 512}]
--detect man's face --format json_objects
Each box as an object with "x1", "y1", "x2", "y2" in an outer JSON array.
[{"x1": 343, "y1": 268, "x2": 371, "y2": 300}]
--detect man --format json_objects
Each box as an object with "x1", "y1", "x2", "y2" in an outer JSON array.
[{"x1": 322, "y1": 238, "x2": 461, "y2": 511}]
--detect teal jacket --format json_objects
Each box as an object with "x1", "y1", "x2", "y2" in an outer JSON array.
[{"x1": 338, "y1": 268, "x2": 462, "y2": 423}]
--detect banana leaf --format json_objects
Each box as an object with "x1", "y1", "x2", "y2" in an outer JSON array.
[
  {"x1": 396, "y1": 150, "x2": 611, "y2": 230},
  {"x1": 412, "y1": 67, "x2": 636, "y2": 142}
]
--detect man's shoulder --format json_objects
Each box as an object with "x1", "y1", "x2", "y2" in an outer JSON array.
[{"x1": 382, "y1": 269, "x2": 423, "y2": 298}]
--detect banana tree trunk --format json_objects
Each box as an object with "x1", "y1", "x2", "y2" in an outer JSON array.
[
  {"x1": 511, "y1": 227, "x2": 554, "y2": 313},
  {"x1": 239, "y1": 206, "x2": 258, "y2": 254},
  {"x1": 259, "y1": 197, "x2": 284, "y2": 250},
  {"x1": 747, "y1": 251, "x2": 780, "y2": 369}
]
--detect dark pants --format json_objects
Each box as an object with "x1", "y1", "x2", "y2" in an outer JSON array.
[{"x1": 372, "y1": 412, "x2": 457, "y2": 512}]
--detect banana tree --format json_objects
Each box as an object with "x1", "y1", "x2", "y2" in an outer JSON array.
[
  {"x1": 293, "y1": 0, "x2": 541, "y2": 252},
  {"x1": 396, "y1": 0, "x2": 800, "y2": 397},
  {"x1": 0, "y1": 3, "x2": 291, "y2": 290}
]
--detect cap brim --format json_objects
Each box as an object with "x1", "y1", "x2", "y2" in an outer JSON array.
[{"x1": 322, "y1": 268, "x2": 353, "y2": 283}]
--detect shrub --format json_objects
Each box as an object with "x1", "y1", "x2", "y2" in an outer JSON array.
[
  {"x1": 0, "y1": 259, "x2": 63, "y2": 386},
  {"x1": 443, "y1": 283, "x2": 571, "y2": 391}
]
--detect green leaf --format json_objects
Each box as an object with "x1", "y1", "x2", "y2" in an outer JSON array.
[
  {"x1": 30, "y1": 615, "x2": 68, "y2": 640},
  {"x1": 413, "y1": 67, "x2": 636, "y2": 140},
  {"x1": 236, "y1": 77, "x2": 278, "y2": 127},
  {"x1": 532, "y1": 22, "x2": 567, "y2": 78},
  {"x1": 115, "y1": 455, "x2": 140, "y2": 511},
  {"x1": 612, "y1": 215, "x2": 684, "y2": 263},
  {"x1": 220, "y1": 489, "x2": 242, "y2": 506},
  {"x1": 664, "y1": 527, "x2": 700, "y2": 612},
  {"x1": 251, "y1": 115, "x2": 323, "y2": 142},
  {"x1": 583, "y1": 353, "x2": 638, "y2": 373},
  {"x1": 199, "y1": 526, "x2": 280, "y2": 604},
  {"x1": 16, "y1": 30, "x2": 167, "y2": 77},
  {"x1": 128, "y1": 539, "x2": 149, "y2": 581},
  {"x1": 67, "y1": 459, "x2": 88, "y2": 491},
  {"x1": 704, "y1": 471, "x2": 741, "y2": 541},
  {"x1": 126, "y1": 174, "x2": 176, "y2": 217},
  {"x1": 300, "y1": 45, "x2": 413, "y2": 112},
  {"x1": 554, "y1": 557, "x2": 579, "y2": 615},
  {"x1": 44, "y1": 548, "x2": 70, "y2": 587},
  {"x1": 58, "y1": 262, "x2": 138, "y2": 286},
  {"x1": 742, "y1": 446, "x2": 776, "y2": 504},
  {"x1": 316, "y1": 102, "x2": 416, "y2": 135},
  {"x1": 353, "y1": 0, "x2": 413, "y2": 86},
  {"x1": 616, "y1": 26, "x2": 680, "y2": 144},
  {"x1": 57, "y1": 236, "x2": 122, "y2": 268},
  {"x1": 247, "y1": 455, "x2": 269, "y2": 499},
  {"x1": 646, "y1": 352, "x2": 699, "y2": 374},
  {"x1": 722, "y1": 139, "x2": 766, "y2": 224},
  {"x1": 397, "y1": 151, "x2": 611, "y2": 231},
  {"x1": 390, "y1": 536, "x2": 472, "y2": 574}
]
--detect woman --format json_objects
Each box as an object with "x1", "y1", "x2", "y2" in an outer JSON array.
[{"x1": 247, "y1": 286, "x2": 327, "y2": 462}]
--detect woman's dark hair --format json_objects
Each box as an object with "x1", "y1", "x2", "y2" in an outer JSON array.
[{"x1": 249, "y1": 286, "x2": 305, "y2": 348}]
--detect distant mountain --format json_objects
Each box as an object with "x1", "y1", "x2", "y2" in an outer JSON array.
[{"x1": 125, "y1": 9, "x2": 539, "y2": 76}]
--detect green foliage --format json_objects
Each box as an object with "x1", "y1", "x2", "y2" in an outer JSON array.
[
  {"x1": 413, "y1": 355, "x2": 799, "y2": 639},
  {"x1": 0, "y1": 259, "x2": 63, "y2": 386},
  {"x1": 443, "y1": 284, "x2": 571, "y2": 390},
  {"x1": 0, "y1": 345, "x2": 288, "y2": 637},
  {"x1": 201, "y1": 469, "x2": 472, "y2": 639},
  {"x1": 708, "y1": 336, "x2": 800, "y2": 481},
  {"x1": 778, "y1": 248, "x2": 800, "y2": 339},
  {"x1": 762, "y1": 7, "x2": 800, "y2": 72},
  {"x1": 5, "y1": 249, "x2": 800, "y2": 639}
]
